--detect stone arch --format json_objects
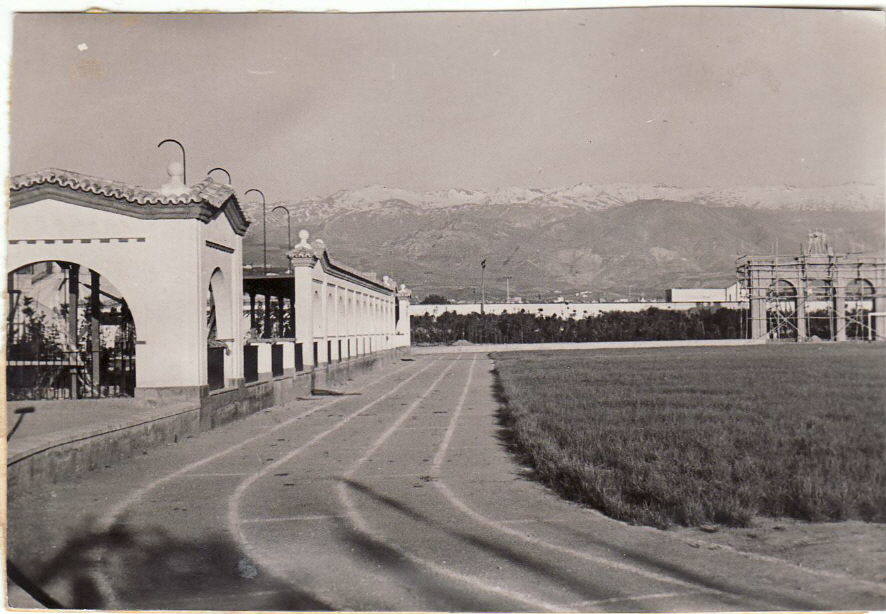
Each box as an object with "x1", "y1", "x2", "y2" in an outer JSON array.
[
  {"x1": 206, "y1": 267, "x2": 235, "y2": 390},
  {"x1": 845, "y1": 278, "x2": 877, "y2": 340},
  {"x1": 766, "y1": 279, "x2": 798, "y2": 339},
  {"x1": 6, "y1": 252, "x2": 146, "y2": 334},
  {"x1": 846, "y1": 278, "x2": 875, "y2": 299},
  {"x1": 768, "y1": 279, "x2": 797, "y2": 298},
  {"x1": 7, "y1": 259, "x2": 137, "y2": 398},
  {"x1": 207, "y1": 267, "x2": 233, "y2": 341}
]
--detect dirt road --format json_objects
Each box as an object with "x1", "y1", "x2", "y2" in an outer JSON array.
[{"x1": 7, "y1": 354, "x2": 885, "y2": 611}]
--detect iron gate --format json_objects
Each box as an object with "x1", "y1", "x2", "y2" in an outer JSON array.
[{"x1": 6, "y1": 344, "x2": 135, "y2": 400}]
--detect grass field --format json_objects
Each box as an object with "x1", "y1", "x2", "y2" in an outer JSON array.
[{"x1": 493, "y1": 343, "x2": 886, "y2": 529}]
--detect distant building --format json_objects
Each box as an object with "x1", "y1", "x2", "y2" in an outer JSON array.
[
  {"x1": 737, "y1": 231, "x2": 885, "y2": 341},
  {"x1": 666, "y1": 283, "x2": 745, "y2": 303}
]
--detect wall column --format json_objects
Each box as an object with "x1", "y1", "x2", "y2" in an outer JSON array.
[
  {"x1": 262, "y1": 293, "x2": 272, "y2": 338},
  {"x1": 749, "y1": 268, "x2": 767, "y2": 340},
  {"x1": 795, "y1": 267, "x2": 807, "y2": 341},
  {"x1": 288, "y1": 230, "x2": 318, "y2": 369},
  {"x1": 90, "y1": 270, "x2": 101, "y2": 390},
  {"x1": 396, "y1": 285, "x2": 412, "y2": 347},
  {"x1": 833, "y1": 269, "x2": 847, "y2": 342},
  {"x1": 873, "y1": 267, "x2": 886, "y2": 340},
  {"x1": 67, "y1": 263, "x2": 80, "y2": 398}
]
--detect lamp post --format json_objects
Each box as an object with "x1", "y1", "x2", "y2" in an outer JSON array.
[
  {"x1": 157, "y1": 139, "x2": 186, "y2": 184},
  {"x1": 245, "y1": 188, "x2": 267, "y2": 272},
  {"x1": 480, "y1": 258, "x2": 487, "y2": 315},
  {"x1": 272, "y1": 205, "x2": 293, "y2": 270}
]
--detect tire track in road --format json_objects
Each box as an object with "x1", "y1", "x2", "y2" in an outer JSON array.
[
  {"x1": 428, "y1": 355, "x2": 886, "y2": 610},
  {"x1": 226, "y1": 356, "x2": 445, "y2": 592},
  {"x1": 100, "y1": 359, "x2": 417, "y2": 529},
  {"x1": 91, "y1": 359, "x2": 423, "y2": 609},
  {"x1": 427, "y1": 354, "x2": 768, "y2": 610},
  {"x1": 336, "y1": 354, "x2": 571, "y2": 612}
]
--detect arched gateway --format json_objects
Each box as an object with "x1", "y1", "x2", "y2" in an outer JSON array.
[
  {"x1": 8, "y1": 166, "x2": 248, "y2": 400},
  {"x1": 7, "y1": 260, "x2": 136, "y2": 399},
  {"x1": 738, "y1": 232, "x2": 886, "y2": 341}
]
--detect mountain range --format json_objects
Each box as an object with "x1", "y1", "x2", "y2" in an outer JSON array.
[{"x1": 240, "y1": 183, "x2": 884, "y2": 301}]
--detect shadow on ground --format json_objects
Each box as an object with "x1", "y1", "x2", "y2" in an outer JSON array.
[
  {"x1": 9, "y1": 520, "x2": 331, "y2": 611},
  {"x1": 340, "y1": 478, "x2": 640, "y2": 609}
]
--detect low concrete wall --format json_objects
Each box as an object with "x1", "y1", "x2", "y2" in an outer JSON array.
[
  {"x1": 312, "y1": 346, "x2": 408, "y2": 389},
  {"x1": 7, "y1": 405, "x2": 201, "y2": 493},
  {"x1": 413, "y1": 338, "x2": 765, "y2": 354},
  {"x1": 199, "y1": 371, "x2": 313, "y2": 430},
  {"x1": 7, "y1": 347, "x2": 409, "y2": 494}
]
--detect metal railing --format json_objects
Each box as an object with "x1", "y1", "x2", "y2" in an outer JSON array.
[{"x1": 6, "y1": 346, "x2": 135, "y2": 400}]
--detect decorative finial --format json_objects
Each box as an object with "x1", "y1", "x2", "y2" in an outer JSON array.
[
  {"x1": 313, "y1": 238, "x2": 327, "y2": 258},
  {"x1": 159, "y1": 161, "x2": 189, "y2": 197},
  {"x1": 286, "y1": 229, "x2": 317, "y2": 265}
]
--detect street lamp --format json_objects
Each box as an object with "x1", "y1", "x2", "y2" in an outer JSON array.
[
  {"x1": 245, "y1": 188, "x2": 267, "y2": 272},
  {"x1": 272, "y1": 205, "x2": 293, "y2": 270}
]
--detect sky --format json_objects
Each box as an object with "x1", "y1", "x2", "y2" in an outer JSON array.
[{"x1": 9, "y1": 8, "x2": 885, "y2": 201}]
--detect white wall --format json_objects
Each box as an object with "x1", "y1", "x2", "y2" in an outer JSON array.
[
  {"x1": 668, "y1": 288, "x2": 728, "y2": 302},
  {"x1": 305, "y1": 260, "x2": 403, "y2": 365},
  {"x1": 8, "y1": 197, "x2": 243, "y2": 392}
]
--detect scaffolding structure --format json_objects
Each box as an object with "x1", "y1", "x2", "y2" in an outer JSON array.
[{"x1": 736, "y1": 232, "x2": 886, "y2": 341}]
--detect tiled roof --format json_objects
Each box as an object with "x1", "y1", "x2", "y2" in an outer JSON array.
[
  {"x1": 10, "y1": 168, "x2": 236, "y2": 208},
  {"x1": 323, "y1": 254, "x2": 397, "y2": 292}
]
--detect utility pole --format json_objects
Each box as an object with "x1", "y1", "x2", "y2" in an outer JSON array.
[{"x1": 480, "y1": 259, "x2": 487, "y2": 314}]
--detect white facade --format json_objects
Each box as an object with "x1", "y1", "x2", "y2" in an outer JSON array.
[
  {"x1": 8, "y1": 168, "x2": 247, "y2": 397},
  {"x1": 289, "y1": 230, "x2": 410, "y2": 370},
  {"x1": 667, "y1": 283, "x2": 746, "y2": 303}
]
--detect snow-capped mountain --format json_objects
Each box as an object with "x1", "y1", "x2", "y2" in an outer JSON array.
[
  {"x1": 245, "y1": 181, "x2": 882, "y2": 226},
  {"x1": 240, "y1": 181, "x2": 884, "y2": 301}
]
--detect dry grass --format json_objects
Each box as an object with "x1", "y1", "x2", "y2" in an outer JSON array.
[{"x1": 493, "y1": 343, "x2": 886, "y2": 529}]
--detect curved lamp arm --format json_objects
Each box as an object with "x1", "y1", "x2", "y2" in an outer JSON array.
[
  {"x1": 246, "y1": 189, "x2": 268, "y2": 271},
  {"x1": 207, "y1": 167, "x2": 231, "y2": 184},
  {"x1": 157, "y1": 139, "x2": 186, "y2": 184}
]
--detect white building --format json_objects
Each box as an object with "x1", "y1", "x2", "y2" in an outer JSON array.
[
  {"x1": 7, "y1": 165, "x2": 411, "y2": 414},
  {"x1": 667, "y1": 283, "x2": 746, "y2": 303}
]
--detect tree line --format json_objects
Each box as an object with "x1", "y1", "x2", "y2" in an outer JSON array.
[{"x1": 411, "y1": 307, "x2": 744, "y2": 345}]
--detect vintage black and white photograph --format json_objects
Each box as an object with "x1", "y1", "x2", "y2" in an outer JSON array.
[{"x1": 4, "y1": 5, "x2": 885, "y2": 612}]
